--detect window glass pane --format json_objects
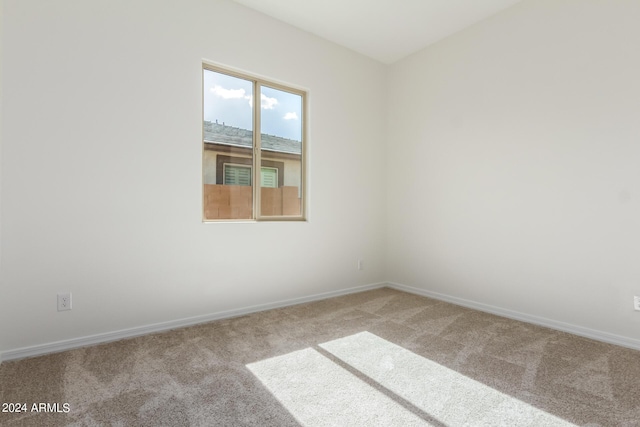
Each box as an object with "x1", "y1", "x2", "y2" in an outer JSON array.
[
  {"x1": 260, "y1": 85, "x2": 303, "y2": 217},
  {"x1": 203, "y1": 69, "x2": 253, "y2": 220}
]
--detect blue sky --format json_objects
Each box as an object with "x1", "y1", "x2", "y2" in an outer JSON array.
[{"x1": 203, "y1": 69, "x2": 302, "y2": 141}]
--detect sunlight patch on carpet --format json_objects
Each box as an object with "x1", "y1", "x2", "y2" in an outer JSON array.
[
  {"x1": 247, "y1": 347, "x2": 432, "y2": 426},
  {"x1": 320, "y1": 332, "x2": 576, "y2": 427}
]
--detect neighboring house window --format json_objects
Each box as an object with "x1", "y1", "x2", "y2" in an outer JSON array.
[
  {"x1": 203, "y1": 64, "x2": 306, "y2": 221},
  {"x1": 261, "y1": 167, "x2": 278, "y2": 188},
  {"x1": 222, "y1": 164, "x2": 277, "y2": 188},
  {"x1": 224, "y1": 164, "x2": 252, "y2": 186}
]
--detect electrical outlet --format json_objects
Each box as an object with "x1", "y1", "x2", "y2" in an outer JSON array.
[
  {"x1": 58, "y1": 293, "x2": 72, "y2": 311},
  {"x1": 358, "y1": 259, "x2": 364, "y2": 271},
  {"x1": 634, "y1": 296, "x2": 640, "y2": 311}
]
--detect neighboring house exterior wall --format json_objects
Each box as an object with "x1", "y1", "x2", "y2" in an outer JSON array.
[{"x1": 203, "y1": 149, "x2": 301, "y2": 189}]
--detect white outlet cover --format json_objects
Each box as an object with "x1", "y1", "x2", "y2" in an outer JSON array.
[
  {"x1": 57, "y1": 293, "x2": 72, "y2": 311},
  {"x1": 634, "y1": 296, "x2": 640, "y2": 311}
]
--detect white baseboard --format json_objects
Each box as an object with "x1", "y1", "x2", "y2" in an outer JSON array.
[
  {"x1": 0, "y1": 282, "x2": 387, "y2": 363},
  {"x1": 4, "y1": 281, "x2": 637, "y2": 363},
  {"x1": 387, "y1": 282, "x2": 640, "y2": 351}
]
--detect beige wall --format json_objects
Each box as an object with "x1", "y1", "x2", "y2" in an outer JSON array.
[
  {"x1": 5, "y1": 0, "x2": 638, "y2": 358},
  {"x1": 0, "y1": 0, "x2": 387, "y2": 356},
  {"x1": 387, "y1": 0, "x2": 640, "y2": 343},
  {"x1": 0, "y1": 0, "x2": 3, "y2": 318}
]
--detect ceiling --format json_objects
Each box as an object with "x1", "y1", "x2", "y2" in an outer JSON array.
[{"x1": 232, "y1": 0, "x2": 524, "y2": 64}]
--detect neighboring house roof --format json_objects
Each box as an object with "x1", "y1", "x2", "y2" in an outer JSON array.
[{"x1": 204, "y1": 121, "x2": 301, "y2": 155}]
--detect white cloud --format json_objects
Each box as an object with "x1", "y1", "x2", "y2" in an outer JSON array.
[
  {"x1": 210, "y1": 85, "x2": 247, "y2": 99},
  {"x1": 211, "y1": 85, "x2": 278, "y2": 110},
  {"x1": 283, "y1": 112, "x2": 299, "y2": 120},
  {"x1": 261, "y1": 94, "x2": 278, "y2": 110}
]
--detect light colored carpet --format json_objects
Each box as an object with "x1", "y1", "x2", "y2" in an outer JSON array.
[
  {"x1": 1, "y1": 287, "x2": 639, "y2": 426},
  {"x1": 320, "y1": 331, "x2": 573, "y2": 426},
  {"x1": 247, "y1": 347, "x2": 429, "y2": 426}
]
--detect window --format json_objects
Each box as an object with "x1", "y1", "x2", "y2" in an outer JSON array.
[
  {"x1": 223, "y1": 164, "x2": 252, "y2": 186},
  {"x1": 203, "y1": 64, "x2": 306, "y2": 221},
  {"x1": 261, "y1": 167, "x2": 278, "y2": 188}
]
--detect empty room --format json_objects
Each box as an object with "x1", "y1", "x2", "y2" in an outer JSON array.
[{"x1": 1, "y1": 0, "x2": 639, "y2": 425}]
